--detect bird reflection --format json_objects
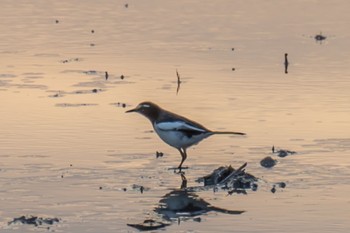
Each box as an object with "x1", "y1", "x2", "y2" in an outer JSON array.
[
  {"x1": 154, "y1": 189, "x2": 245, "y2": 221},
  {"x1": 155, "y1": 173, "x2": 244, "y2": 221},
  {"x1": 127, "y1": 173, "x2": 244, "y2": 231}
]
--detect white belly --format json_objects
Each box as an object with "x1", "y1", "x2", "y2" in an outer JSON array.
[{"x1": 154, "y1": 125, "x2": 211, "y2": 149}]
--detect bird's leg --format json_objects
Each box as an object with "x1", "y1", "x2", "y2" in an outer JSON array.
[
  {"x1": 180, "y1": 173, "x2": 187, "y2": 189},
  {"x1": 177, "y1": 148, "x2": 187, "y2": 171}
]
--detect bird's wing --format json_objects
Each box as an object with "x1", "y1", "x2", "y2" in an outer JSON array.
[{"x1": 156, "y1": 121, "x2": 207, "y2": 134}]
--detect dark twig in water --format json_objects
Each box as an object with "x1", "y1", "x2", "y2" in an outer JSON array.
[
  {"x1": 105, "y1": 71, "x2": 108, "y2": 80},
  {"x1": 176, "y1": 69, "x2": 181, "y2": 95},
  {"x1": 284, "y1": 53, "x2": 289, "y2": 74}
]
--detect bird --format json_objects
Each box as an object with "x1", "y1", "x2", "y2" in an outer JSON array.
[{"x1": 126, "y1": 101, "x2": 245, "y2": 170}]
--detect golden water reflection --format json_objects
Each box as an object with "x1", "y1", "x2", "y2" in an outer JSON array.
[{"x1": 1, "y1": 0, "x2": 350, "y2": 232}]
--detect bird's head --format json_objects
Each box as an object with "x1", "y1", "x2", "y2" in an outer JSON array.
[{"x1": 126, "y1": 101, "x2": 161, "y2": 121}]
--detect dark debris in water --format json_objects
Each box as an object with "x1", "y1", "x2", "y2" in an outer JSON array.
[
  {"x1": 60, "y1": 58, "x2": 81, "y2": 63},
  {"x1": 193, "y1": 163, "x2": 287, "y2": 195},
  {"x1": 8, "y1": 215, "x2": 60, "y2": 227},
  {"x1": 276, "y1": 149, "x2": 296, "y2": 158},
  {"x1": 110, "y1": 102, "x2": 128, "y2": 108},
  {"x1": 315, "y1": 33, "x2": 326, "y2": 41},
  {"x1": 48, "y1": 88, "x2": 103, "y2": 98},
  {"x1": 48, "y1": 92, "x2": 64, "y2": 98},
  {"x1": 132, "y1": 184, "x2": 149, "y2": 194},
  {"x1": 272, "y1": 146, "x2": 297, "y2": 157},
  {"x1": 83, "y1": 70, "x2": 98, "y2": 75},
  {"x1": 73, "y1": 88, "x2": 103, "y2": 94},
  {"x1": 156, "y1": 151, "x2": 164, "y2": 158},
  {"x1": 195, "y1": 163, "x2": 259, "y2": 195},
  {"x1": 271, "y1": 182, "x2": 287, "y2": 193}
]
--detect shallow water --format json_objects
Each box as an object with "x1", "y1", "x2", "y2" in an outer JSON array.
[{"x1": 1, "y1": 0, "x2": 350, "y2": 232}]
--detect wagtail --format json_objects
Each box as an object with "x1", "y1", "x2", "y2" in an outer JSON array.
[{"x1": 126, "y1": 102, "x2": 245, "y2": 170}]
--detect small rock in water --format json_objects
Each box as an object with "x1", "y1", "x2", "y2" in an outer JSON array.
[
  {"x1": 277, "y1": 182, "x2": 286, "y2": 188},
  {"x1": 120, "y1": 75, "x2": 125, "y2": 80},
  {"x1": 251, "y1": 183, "x2": 258, "y2": 191},
  {"x1": 271, "y1": 185, "x2": 276, "y2": 193},
  {"x1": 260, "y1": 156, "x2": 277, "y2": 168}
]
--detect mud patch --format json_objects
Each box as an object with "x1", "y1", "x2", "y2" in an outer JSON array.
[
  {"x1": 8, "y1": 215, "x2": 60, "y2": 227},
  {"x1": 0, "y1": 74, "x2": 16, "y2": 78},
  {"x1": 55, "y1": 103, "x2": 98, "y2": 107},
  {"x1": 60, "y1": 58, "x2": 82, "y2": 63}
]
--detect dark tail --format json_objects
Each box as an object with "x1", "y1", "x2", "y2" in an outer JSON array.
[{"x1": 212, "y1": 131, "x2": 246, "y2": 136}]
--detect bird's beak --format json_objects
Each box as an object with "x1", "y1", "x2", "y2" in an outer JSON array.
[{"x1": 125, "y1": 107, "x2": 137, "y2": 113}]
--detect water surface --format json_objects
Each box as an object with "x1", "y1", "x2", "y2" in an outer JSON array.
[{"x1": 1, "y1": 0, "x2": 350, "y2": 232}]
